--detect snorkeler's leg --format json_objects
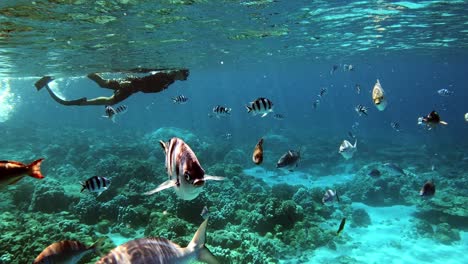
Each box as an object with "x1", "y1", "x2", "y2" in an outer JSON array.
[
  {"x1": 87, "y1": 73, "x2": 121, "y2": 90},
  {"x1": 44, "y1": 85, "x2": 88, "y2": 106}
]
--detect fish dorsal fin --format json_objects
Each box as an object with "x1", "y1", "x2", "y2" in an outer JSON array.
[
  {"x1": 189, "y1": 218, "x2": 208, "y2": 249},
  {"x1": 353, "y1": 139, "x2": 357, "y2": 148},
  {"x1": 188, "y1": 218, "x2": 220, "y2": 264},
  {"x1": 288, "y1": 151, "x2": 293, "y2": 156},
  {"x1": 159, "y1": 140, "x2": 168, "y2": 152}
]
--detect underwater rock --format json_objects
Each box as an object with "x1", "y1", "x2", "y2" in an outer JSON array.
[
  {"x1": 28, "y1": 179, "x2": 77, "y2": 213},
  {"x1": 272, "y1": 183, "x2": 300, "y2": 200},
  {"x1": 434, "y1": 223, "x2": 461, "y2": 244},
  {"x1": 413, "y1": 220, "x2": 434, "y2": 237},
  {"x1": 96, "y1": 220, "x2": 111, "y2": 234},
  {"x1": 212, "y1": 230, "x2": 242, "y2": 249},
  {"x1": 223, "y1": 148, "x2": 247, "y2": 165},
  {"x1": 351, "y1": 208, "x2": 371, "y2": 227}
]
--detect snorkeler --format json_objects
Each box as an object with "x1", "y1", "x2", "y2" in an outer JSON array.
[{"x1": 34, "y1": 69, "x2": 189, "y2": 106}]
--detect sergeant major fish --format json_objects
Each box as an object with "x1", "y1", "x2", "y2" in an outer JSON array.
[
  {"x1": 0, "y1": 159, "x2": 44, "y2": 189},
  {"x1": 33, "y1": 238, "x2": 104, "y2": 264},
  {"x1": 246, "y1": 97, "x2": 273, "y2": 117},
  {"x1": 103, "y1": 105, "x2": 127, "y2": 123},
  {"x1": 80, "y1": 176, "x2": 111, "y2": 197},
  {"x1": 276, "y1": 149, "x2": 301, "y2": 171},
  {"x1": 339, "y1": 139, "x2": 357, "y2": 160},
  {"x1": 172, "y1": 95, "x2": 189, "y2": 104},
  {"x1": 145, "y1": 137, "x2": 224, "y2": 200},
  {"x1": 96, "y1": 217, "x2": 219, "y2": 264},
  {"x1": 209, "y1": 105, "x2": 231, "y2": 118}
]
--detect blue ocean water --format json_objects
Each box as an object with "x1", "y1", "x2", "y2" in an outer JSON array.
[{"x1": 0, "y1": 1, "x2": 467, "y2": 264}]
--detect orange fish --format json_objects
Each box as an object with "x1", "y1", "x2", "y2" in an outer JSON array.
[
  {"x1": 252, "y1": 138, "x2": 264, "y2": 165},
  {"x1": 33, "y1": 238, "x2": 104, "y2": 264},
  {"x1": 0, "y1": 159, "x2": 44, "y2": 189}
]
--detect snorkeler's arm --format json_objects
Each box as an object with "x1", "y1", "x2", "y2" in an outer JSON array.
[{"x1": 87, "y1": 73, "x2": 121, "y2": 90}]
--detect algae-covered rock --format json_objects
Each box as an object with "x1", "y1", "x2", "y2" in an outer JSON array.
[
  {"x1": 434, "y1": 223, "x2": 460, "y2": 244},
  {"x1": 351, "y1": 208, "x2": 371, "y2": 227}
]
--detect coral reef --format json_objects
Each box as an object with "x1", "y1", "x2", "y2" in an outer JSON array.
[{"x1": 351, "y1": 208, "x2": 371, "y2": 227}]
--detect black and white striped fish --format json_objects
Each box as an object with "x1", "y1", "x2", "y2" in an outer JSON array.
[
  {"x1": 246, "y1": 97, "x2": 273, "y2": 117},
  {"x1": 80, "y1": 176, "x2": 111, "y2": 197},
  {"x1": 172, "y1": 95, "x2": 189, "y2": 104},
  {"x1": 96, "y1": 218, "x2": 219, "y2": 264},
  {"x1": 355, "y1": 104, "x2": 368, "y2": 116},
  {"x1": 103, "y1": 105, "x2": 127, "y2": 122},
  {"x1": 390, "y1": 122, "x2": 400, "y2": 132},
  {"x1": 210, "y1": 105, "x2": 232, "y2": 118},
  {"x1": 145, "y1": 137, "x2": 224, "y2": 200},
  {"x1": 318, "y1": 87, "x2": 328, "y2": 97}
]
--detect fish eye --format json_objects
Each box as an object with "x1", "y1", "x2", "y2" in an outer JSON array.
[{"x1": 184, "y1": 172, "x2": 191, "y2": 182}]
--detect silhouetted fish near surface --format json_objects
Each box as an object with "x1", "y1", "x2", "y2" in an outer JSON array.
[
  {"x1": 0, "y1": 159, "x2": 44, "y2": 189},
  {"x1": 103, "y1": 105, "x2": 127, "y2": 122},
  {"x1": 246, "y1": 97, "x2": 273, "y2": 117},
  {"x1": 313, "y1": 99, "x2": 320, "y2": 109},
  {"x1": 145, "y1": 137, "x2": 224, "y2": 200},
  {"x1": 420, "y1": 180, "x2": 436, "y2": 197},
  {"x1": 276, "y1": 149, "x2": 301, "y2": 171},
  {"x1": 33, "y1": 238, "x2": 104, "y2": 264},
  {"x1": 252, "y1": 138, "x2": 264, "y2": 165},
  {"x1": 96, "y1": 218, "x2": 219, "y2": 264},
  {"x1": 384, "y1": 163, "x2": 406, "y2": 176},
  {"x1": 368, "y1": 169, "x2": 381, "y2": 177},
  {"x1": 337, "y1": 218, "x2": 346, "y2": 235}
]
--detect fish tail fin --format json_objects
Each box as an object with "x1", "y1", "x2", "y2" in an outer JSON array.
[
  {"x1": 144, "y1": 180, "x2": 175, "y2": 195},
  {"x1": 190, "y1": 219, "x2": 220, "y2": 264},
  {"x1": 198, "y1": 246, "x2": 220, "y2": 264},
  {"x1": 245, "y1": 105, "x2": 252, "y2": 113},
  {"x1": 91, "y1": 237, "x2": 106, "y2": 256},
  {"x1": 27, "y1": 158, "x2": 44, "y2": 179},
  {"x1": 80, "y1": 182, "x2": 86, "y2": 192}
]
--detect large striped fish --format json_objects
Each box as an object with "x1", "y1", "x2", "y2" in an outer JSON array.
[
  {"x1": 246, "y1": 97, "x2": 273, "y2": 117},
  {"x1": 33, "y1": 238, "x2": 104, "y2": 264},
  {"x1": 96, "y1": 218, "x2": 219, "y2": 264},
  {"x1": 145, "y1": 137, "x2": 224, "y2": 200}
]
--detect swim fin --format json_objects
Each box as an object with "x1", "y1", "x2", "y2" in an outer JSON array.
[{"x1": 35, "y1": 76, "x2": 54, "y2": 91}]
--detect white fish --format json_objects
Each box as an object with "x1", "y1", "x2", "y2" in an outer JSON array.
[
  {"x1": 372, "y1": 79, "x2": 387, "y2": 111},
  {"x1": 246, "y1": 97, "x2": 273, "y2": 117},
  {"x1": 96, "y1": 218, "x2": 219, "y2": 264},
  {"x1": 322, "y1": 189, "x2": 340, "y2": 204},
  {"x1": 145, "y1": 138, "x2": 224, "y2": 200},
  {"x1": 437, "y1": 88, "x2": 453, "y2": 97},
  {"x1": 209, "y1": 105, "x2": 231, "y2": 118},
  {"x1": 339, "y1": 139, "x2": 357, "y2": 160}
]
